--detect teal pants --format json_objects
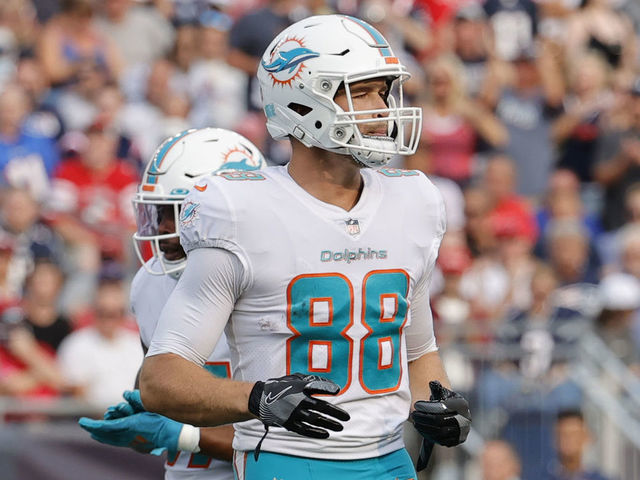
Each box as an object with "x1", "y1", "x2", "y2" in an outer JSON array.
[{"x1": 234, "y1": 448, "x2": 417, "y2": 480}]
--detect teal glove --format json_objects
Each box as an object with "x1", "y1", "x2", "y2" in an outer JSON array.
[
  {"x1": 79, "y1": 390, "x2": 183, "y2": 456},
  {"x1": 103, "y1": 390, "x2": 145, "y2": 420},
  {"x1": 79, "y1": 412, "x2": 184, "y2": 456}
]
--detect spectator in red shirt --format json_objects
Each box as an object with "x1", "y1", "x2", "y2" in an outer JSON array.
[
  {"x1": 485, "y1": 154, "x2": 538, "y2": 246},
  {"x1": 50, "y1": 120, "x2": 138, "y2": 261},
  {"x1": 421, "y1": 54, "x2": 507, "y2": 186},
  {"x1": 48, "y1": 120, "x2": 138, "y2": 314}
]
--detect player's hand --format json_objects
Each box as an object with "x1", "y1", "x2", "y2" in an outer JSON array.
[
  {"x1": 248, "y1": 373, "x2": 350, "y2": 439},
  {"x1": 411, "y1": 380, "x2": 471, "y2": 446},
  {"x1": 78, "y1": 411, "x2": 183, "y2": 456},
  {"x1": 104, "y1": 390, "x2": 145, "y2": 420},
  {"x1": 80, "y1": 390, "x2": 183, "y2": 456}
]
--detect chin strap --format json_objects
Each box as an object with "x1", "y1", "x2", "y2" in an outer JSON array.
[{"x1": 347, "y1": 134, "x2": 396, "y2": 168}]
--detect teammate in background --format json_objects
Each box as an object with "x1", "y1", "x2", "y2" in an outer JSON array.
[
  {"x1": 140, "y1": 14, "x2": 471, "y2": 479},
  {"x1": 79, "y1": 127, "x2": 266, "y2": 480}
]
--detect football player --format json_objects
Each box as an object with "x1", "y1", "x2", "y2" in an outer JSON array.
[
  {"x1": 140, "y1": 15, "x2": 471, "y2": 479},
  {"x1": 79, "y1": 127, "x2": 266, "y2": 480}
]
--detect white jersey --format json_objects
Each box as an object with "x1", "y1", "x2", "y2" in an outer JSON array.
[
  {"x1": 130, "y1": 257, "x2": 233, "y2": 480},
  {"x1": 174, "y1": 165, "x2": 445, "y2": 460}
]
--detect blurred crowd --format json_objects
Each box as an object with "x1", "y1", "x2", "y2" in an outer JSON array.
[{"x1": 0, "y1": 0, "x2": 639, "y2": 478}]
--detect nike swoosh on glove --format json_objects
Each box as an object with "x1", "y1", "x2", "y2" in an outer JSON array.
[
  {"x1": 248, "y1": 373, "x2": 350, "y2": 439},
  {"x1": 411, "y1": 381, "x2": 472, "y2": 471}
]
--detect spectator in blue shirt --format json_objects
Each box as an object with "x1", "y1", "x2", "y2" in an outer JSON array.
[{"x1": 0, "y1": 83, "x2": 59, "y2": 200}]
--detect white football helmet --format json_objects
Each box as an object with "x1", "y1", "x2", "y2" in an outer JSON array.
[
  {"x1": 257, "y1": 14, "x2": 422, "y2": 167},
  {"x1": 132, "y1": 127, "x2": 265, "y2": 276}
]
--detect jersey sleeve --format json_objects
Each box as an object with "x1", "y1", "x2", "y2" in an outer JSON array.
[
  {"x1": 147, "y1": 248, "x2": 246, "y2": 365},
  {"x1": 404, "y1": 174, "x2": 447, "y2": 361}
]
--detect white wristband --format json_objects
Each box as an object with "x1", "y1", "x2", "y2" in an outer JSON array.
[{"x1": 177, "y1": 424, "x2": 201, "y2": 453}]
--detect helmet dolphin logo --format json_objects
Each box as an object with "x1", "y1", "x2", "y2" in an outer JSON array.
[{"x1": 262, "y1": 47, "x2": 319, "y2": 74}]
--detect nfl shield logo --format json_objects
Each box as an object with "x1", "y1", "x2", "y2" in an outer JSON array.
[{"x1": 345, "y1": 218, "x2": 360, "y2": 236}]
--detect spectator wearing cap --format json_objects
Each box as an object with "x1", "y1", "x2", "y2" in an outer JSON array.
[
  {"x1": 57, "y1": 279, "x2": 142, "y2": 409},
  {"x1": 446, "y1": 2, "x2": 499, "y2": 102},
  {"x1": 596, "y1": 272, "x2": 640, "y2": 370},
  {"x1": 486, "y1": 42, "x2": 565, "y2": 199},
  {"x1": 593, "y1": 77, "x2": 640, "y2": 231},
  {"x1": 188, "y1": 9, "x2": 246, "y2": 130},
  {"x1": 0, "y1": 83, "x2": 60, "y2": 201}
]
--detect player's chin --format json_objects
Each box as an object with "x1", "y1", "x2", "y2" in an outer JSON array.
[{"x1": 160, "y1": 244, "x2": 185, "y2": 261}]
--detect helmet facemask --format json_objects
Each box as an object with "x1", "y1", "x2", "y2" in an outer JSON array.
[
  {"x1": 329, "y1": 74, "x2": 422, "y2": 167},
  {"x1": 132, "y1": 198, "x2": 186, "y2": 277}
]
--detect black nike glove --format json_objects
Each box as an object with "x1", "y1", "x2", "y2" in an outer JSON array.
[
  {"x1": 411, "y1": 381, "x2": 472, "y2": 471},
  {"x1": 248, "y1": 373, "x2": 350, "y2": 439}
]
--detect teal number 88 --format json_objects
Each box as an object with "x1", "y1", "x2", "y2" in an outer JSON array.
[{"x1": 286, "y1": 270, "x2": 409, "y2": 394}]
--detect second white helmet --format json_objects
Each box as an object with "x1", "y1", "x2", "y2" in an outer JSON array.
[{"x1": 132, "y1": 127, "x2": 266, "y2": 276}]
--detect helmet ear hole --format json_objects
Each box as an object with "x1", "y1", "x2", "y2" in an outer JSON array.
[
  {"x1": 315, "y1": 121, "x2": 322, "y2": 129},
  {"x1": 287, "y1": 103, "x2": 312, "y2": 116}
]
